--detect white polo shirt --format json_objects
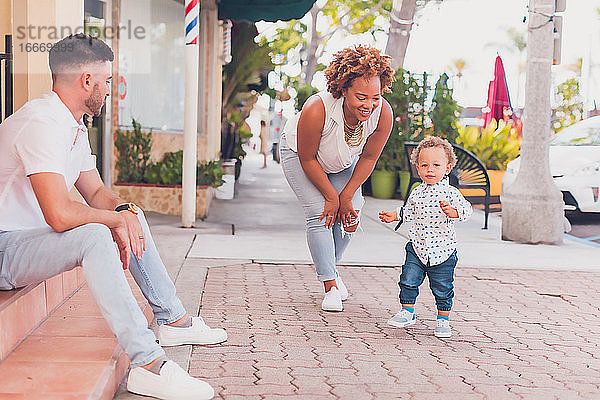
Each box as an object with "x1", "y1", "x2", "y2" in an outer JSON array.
[{"x1": 0, "y1": 91, "x2": 96, "y2": 231}]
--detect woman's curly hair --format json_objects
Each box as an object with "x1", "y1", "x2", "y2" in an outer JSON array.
[
  {"x1": 324, "y1": 45, "x2": 395, "y2": 99},
  {"x1": 410, "y1": 136, "x2": 457, "y2": 168}
]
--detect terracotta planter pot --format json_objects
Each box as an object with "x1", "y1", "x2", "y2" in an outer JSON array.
[
  {"x1": 459, "y1": 170, "x2": 505, "y2": 197},
  {"x1": 113, "y1": 183, "x2": 215, "y2": 218}
]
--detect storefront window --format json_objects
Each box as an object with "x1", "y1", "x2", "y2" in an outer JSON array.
[{"x1": 118, "y1": 0, "x2": 184, "y2": 131}]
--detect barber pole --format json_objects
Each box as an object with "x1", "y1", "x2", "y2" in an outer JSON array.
[
  {"x1": 185, "y1": 0, "x2": 199, "y2": 45},
  {"x1": 182, "y1": 0, "x2": 199, "y2": 227}
]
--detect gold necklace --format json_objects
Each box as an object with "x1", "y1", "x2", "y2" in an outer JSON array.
[{"x1": 343, "y1": 116, "x2": 364, "y2": 147}]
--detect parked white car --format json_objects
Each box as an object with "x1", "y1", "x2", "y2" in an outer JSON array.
[{"x1": 503, "y1": 116, "x2": 600, "y2": 212}]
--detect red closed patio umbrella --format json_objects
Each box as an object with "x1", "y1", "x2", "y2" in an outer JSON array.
[{"x1": 483, "y1": 55, "x2": 513, "y2": 128}]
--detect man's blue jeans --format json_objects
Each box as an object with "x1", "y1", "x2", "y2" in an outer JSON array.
[
  {"x1": 0, "y1": 210, "x2": 186, "y2": 368},
  {"x1": 399, "y1": 242, "x2": 457, "y2": 312}
]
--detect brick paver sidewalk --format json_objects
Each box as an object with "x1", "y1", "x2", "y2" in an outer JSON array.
[{"x1": 189, "y1": 264, "x2": 600, "y2": 399}]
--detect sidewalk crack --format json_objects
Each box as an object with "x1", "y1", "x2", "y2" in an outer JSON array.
[{"x1": 536, "y1": 292, "x2": 578, "y2": 304}]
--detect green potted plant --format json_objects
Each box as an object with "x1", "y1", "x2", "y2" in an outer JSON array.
[
  {"x1": 197, "y1": 160, "x2": 226, "y2": 188},
  {"x1": 456, "y1": 119, "x2": 521, "y2": 196},
  {"x1": 233, "y1": 122, "x2": 252, "y2": 180},
  {"x1": 373, "y1": 68, "x2": 427, "y2": 199},
  {"x1": 371, "y1": 131, "x2": 401, "y2": 199}
]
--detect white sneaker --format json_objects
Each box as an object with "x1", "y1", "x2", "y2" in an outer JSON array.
[
  {"x1": 127, "y1": 360, "x2": 214, "y2": 400},
  {"x1": 336, "y1": 276, "x2": 349, "y2": 301},
  {"x1": 321, "y1": 288, "x2": 343, "y2": 312},
  {"x1": 387, "y1": 309, "x2": 416, "y2": 328},
  {"x1": 158, "y1": 316, "x2": 227, "y2": 347},
  {"x1": 434, "y1": 318, "x2": 452, "y2": 338}
]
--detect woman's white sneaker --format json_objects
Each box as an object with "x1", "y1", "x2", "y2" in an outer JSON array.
[
  {"x1": 336, "y1": 276, "x2": 349, "y2": 301},
  {"x1": 127, "y1": 360, "x2": 214, "y2": 400},
  {"x1": 321, "y1": 287, "x2": 343, "y2": 311},
  {"x1": 158, "y1": 316, "x2": 227, "y2": 347}
]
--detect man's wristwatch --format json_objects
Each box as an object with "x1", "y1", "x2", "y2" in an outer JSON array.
[{"x1": 115, "y1": 203, "x2": 139, "y2": 215}]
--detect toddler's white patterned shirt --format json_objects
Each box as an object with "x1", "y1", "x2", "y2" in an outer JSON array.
[{"x1": 396, "y1": 179, "x2": 473, "y2": 266}]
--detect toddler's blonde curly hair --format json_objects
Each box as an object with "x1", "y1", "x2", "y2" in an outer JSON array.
[{"x1": 410, "y1": 136, "x2": 457, "y2": 168}]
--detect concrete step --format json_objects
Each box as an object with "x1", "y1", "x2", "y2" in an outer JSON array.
[
  {"x1": 0, "y1": 269, "x2": 152, "y2": 399},
  {"x1": 0, "y1": 268, "x2": 83, "y2": 361}
]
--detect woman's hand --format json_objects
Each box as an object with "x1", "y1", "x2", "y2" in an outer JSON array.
[
  {"x1": 338, "y1": 194, "x2": 359, "y2": 229},
  {"x1": 319, "y1": 195, "x2": 340, "y2": 229}
]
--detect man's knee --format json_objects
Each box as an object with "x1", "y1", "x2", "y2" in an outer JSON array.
[{"x1": 76, "y1": 223, "x2": 114, "y2": 249}]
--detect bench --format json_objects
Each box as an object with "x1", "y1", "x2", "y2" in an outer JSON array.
[{"x1": 404, "y1": 141, "x2": 491, "y2": 229}]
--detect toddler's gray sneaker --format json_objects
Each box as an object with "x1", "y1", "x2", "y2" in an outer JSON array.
[
  {"x1": 434, "y1": 318, "x2": 451, "y2": 338},
  {"x1": 387, "y1": 309, "x2": 416, "y2": 328}
]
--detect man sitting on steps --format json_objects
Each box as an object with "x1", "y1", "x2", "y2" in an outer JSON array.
[{"x1": 0, "y1": 34, "x2": 224, "y2": 400}]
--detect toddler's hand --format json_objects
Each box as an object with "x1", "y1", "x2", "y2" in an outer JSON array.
[
  {"x1": 379, "y1": 210, "x2": 398, "y2": 223},
  {"x1": 440, "y1": 201, "x2": 459, "y2": 218}
]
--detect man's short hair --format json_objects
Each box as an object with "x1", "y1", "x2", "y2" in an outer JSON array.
[{"x1": 49, "y1": 33, "x2": 114, "y2": 78}]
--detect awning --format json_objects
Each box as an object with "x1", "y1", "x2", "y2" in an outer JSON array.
[{"x1": 218, "y1": 0, "x2": 316, "y2": 22}]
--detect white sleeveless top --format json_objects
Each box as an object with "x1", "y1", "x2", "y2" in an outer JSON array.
[{"x1": 282, "y1": 91, "x2": 383, "y2": 173}]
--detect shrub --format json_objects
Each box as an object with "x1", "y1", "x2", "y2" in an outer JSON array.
[
  {"x1": 430, "y1": 73, "x2": 461, "y2": 143},
  {"x1": 197, "y1": 160, "x2": 226, "y2": 188},
  {"x1": 456, "y1": 120, "x2": 520, "y2": 170},
  {"x1": 115, "y1": 118, "x2": 152, "y2": 183},
  {"x1": 143, "y1": 151, "x2": 183, "y2": 185},
  {"x1": 116, "y1": 119, "x2": 224, "y2": 187},
  {"x1": 145, "y1": 150, "x2": 225, "y2": 188}
]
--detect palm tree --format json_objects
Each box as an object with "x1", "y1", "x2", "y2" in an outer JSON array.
[
  {"x1": 506, "y1": 28, "x2": 526, "y2": 110},
  {"x1": 449, "y1": 58, "x2": 466, "y2": 79},
  {"x1": 565, "y1": 57, "x2": 583, "y2": 77},
  {"x1": 222, "y1": 22, "x2": 274, "y2": 119}
]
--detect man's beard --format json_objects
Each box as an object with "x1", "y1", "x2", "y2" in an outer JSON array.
[{"x1": 84, "y1": 83, "x2": 105, "y2": 117}]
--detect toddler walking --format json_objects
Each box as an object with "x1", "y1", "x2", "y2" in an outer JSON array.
[{"x1": 379, "y1": 136, "x2": 473, "y2": 338}]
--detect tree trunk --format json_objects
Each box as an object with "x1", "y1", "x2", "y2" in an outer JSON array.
[
  {"x1": 302, "y1": 5, "x2": 320, "y2": 85},
  {"x1": 501, "y1": 0, "x2": 564, "y2": 244},
  {"x1": 384, "y1": 0, "x2": 417, "y2": 70}
]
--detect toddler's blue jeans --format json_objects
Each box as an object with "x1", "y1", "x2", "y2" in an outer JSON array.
[{"x1": 399, "y1": 242, "x2": 457, "y2": 312}]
